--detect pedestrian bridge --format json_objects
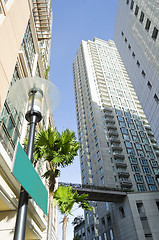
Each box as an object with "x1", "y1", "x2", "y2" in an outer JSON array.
[{"x1": 59, "y1": 182, "x2": 128, "y2": 203}]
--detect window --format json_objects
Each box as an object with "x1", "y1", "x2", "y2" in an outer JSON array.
[
  {"x1": 152, "y1": 27, "x2": 158, "y2": 41},
  {"x1": 136, "y1": 202, "x2": 145, "y2": 213},
  {"x1": 98, "y1": 159, "x2": 101, "y2": 165},
  {"x1": 123, "y1": 134, "x2": 130, "y2": 140},
  {"x1": 106, "y1": 202, "x2": 109, "y2": 211},
  {"x1": 131, "y1": 130, "x2": 137, "y2": 136},
  {"x1": 119, "y1": 121, "x2": 126, "y2": 127},
  {"x1": 107, "y1": 214, "x2": 111, "y2": 226},
  {"x1": 133, "y1": 136, "x2": 139, "y2": 142},
  {"x1": 139, "y1": 11, "x2": 144, "y2": 23},
  {"x1": 141, "y1": 70, "x2": 146, "y2": 77},
  {"x1": 142, "y1": 137, "x2": 148, "y2": 144},
  {"x1": 116, "y1": 109, "x2": 122, "y2": 115},
  {"x1": 149, "y1": 185, "x2": 157, "y2": 191},
  {"x1": 101, "y1": 176, "x2": 105, "y2": 184},
  {"x1": 153, "y1": 168, "x2": 159, "y2": 176},
  {"x1": 130, "y1": 0, "x2": 134, "y2": 10},
  {"x1": 129, "y1": 123, "x2": 135, "y2": 129},
  {"x1": 138, "y1": 184, "x2": 146, "y2": 192},
  {"x1": 145, "y1": 145, "x2": 152, "y2": 152},
  {"x1": 125, "y1": 141, "x2": 132, "y2": 148},
  {"x1": 147, "y1": 152, "x2": 155, "y2": 159},
  {"x1": 145, "y1": 19, "x2": 151, "y2": 31},
  {"x1": 121, "y1": 128, "x2": 128, "y2": 134},
  {"x1": 119, "y1": 206, "x2": 125, "y2": 218},
  {"x1": 154, "y1": 94, "x2": 159, "y2": 103},
  {"x1": 146, "y1": 176, "x2": 154, "y2": 184},
  {"x1": 156, "y1": 201, "x2": 159, "y2": 210},
  {"x1": 147, "y1": 81, "x2": 152, "y2": 89},
  {"x1": 100, "y1": 168, "x2": 103, "y2": 175},
  {"x1": 127, "y1": 148, "x2": 135, "y2": 155},
  {"x1": 129, "y1": 156, "x2": 137, "y2": 164},
  {"x1": 132, "y1": 165, "x2": 140, "y2": 172},
  {"x1": 135, "y1": 143, "x2": 142, "y2": 150},
  {"x1": 134, "y1": 5, "x2": 139, "y2": 16},
  {"x1": 118, "y1": 116, "x2": 124, "y2": 121},
  {"x1": 136, "y1": 60, "x2": 140, "y2": 67},
  {"x1": 126, "y1": 118, "x2": 133, "y2": 123},
  {"x1": 151, "y1": 160, "x2": 158, "y2": 167},
  {"x1": 135, "y1": 174, "x2": 143, "y2": 183},
  {"x1": 138, "y1": 150, "x2": 145, "y2": 157},
  {"x1": 143, "y1": 167, "x2": 150, "y2": 174},
  {"x1": 140, "y1": 158, "x2": 147, "y2": 165},
  {"x1": 104, "y1": 233, "x2": 108, "y2": 240},
  {"x1": 110, "y1": 229, "x2": 114, "y2": 240},
  {"x1": 102, "y1": 217, "x2": 105, "y2": 226}
]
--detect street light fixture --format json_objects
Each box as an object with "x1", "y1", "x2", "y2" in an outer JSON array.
[{"x1": 8, "y1": 77, "x2": 60, "y2": 240}]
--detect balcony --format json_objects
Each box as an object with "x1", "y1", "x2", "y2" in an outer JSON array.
[
  {"x1": 115, "y1": 160, "x2": 127, "y2": 168},
  {"x1": 152, "y1": 143, "x2": 159, "y2": 149},
  {"x1": 107, "y1": 123, "x2": 117, "y2": 130},
  {"x1": 108, "y1": 130, "x2": 119, "y2": 137},
  {"x1": 149, "y1": 136, "x2": 156, "y2": 143},
  {"x1": 105, "y1": 117, "x2": 115, "y2": 124},
  {"x1": 113, "y1": 151, "x2": 125, "y2": 159},
  {"x1": 111, "y1": 144, "x2": 123, "y2": 151},
  {"x1": 144, "y1": 124, "x2": 151, "y2": 130},
  {"x1": 155, "y1": 150, "x2": 159, "y2": 156},
  {"x1": 120, "y1": 180, "x2": 132, "y2": 188},
  {"x1": 146, "y1": 130, "x2": 154, "y2": 136},
  {"x1": 33, "y1": 0, "x2": 52, "y2": 41},
  {"x1": 110, "y1": 136, "x2": 120, "y2": 144},
  {"x1": 105, "y1": 112, "x2": 113, "y2": 118},
  {"x1": 117, "y1": 169, "x2": 130, "y2": 177},
  {"x1": 104, "y1": 107, "x2": 112, "y2": 112}
]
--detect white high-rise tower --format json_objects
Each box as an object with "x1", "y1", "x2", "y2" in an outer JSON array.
[{"x1": 73, "y1": 38, "x2": 159, "y2": 239}]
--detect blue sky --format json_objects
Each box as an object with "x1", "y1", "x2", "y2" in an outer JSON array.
[{"x1": 50, "y1": 0, "x2": 117, "y2": 238}]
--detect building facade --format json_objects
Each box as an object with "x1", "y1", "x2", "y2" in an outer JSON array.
[
  {"x1": 0, "y1": 0, "x2": 58, "y2": 239},
  {"x1": 114, "y1": 0, "x2": 159, "y2": 144},
  {"x1": 73, "y1": 38, "x2": 159, "y2": 239}
]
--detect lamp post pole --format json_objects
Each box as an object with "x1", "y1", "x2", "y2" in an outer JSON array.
[{"x1": 14, "y1": 90, "x2": 42, "y2": 240}]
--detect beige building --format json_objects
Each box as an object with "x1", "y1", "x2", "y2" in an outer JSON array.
[{"x1": 0, "y1": 0, "x2": 58, "y2": 239}]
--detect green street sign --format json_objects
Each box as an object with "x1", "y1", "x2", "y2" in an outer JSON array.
[{"x1": 12, "y1": 142, "x2": 48, "y2": 215}]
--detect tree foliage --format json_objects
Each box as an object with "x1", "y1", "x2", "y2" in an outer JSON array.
[
  {"x1": 54, "y1": 185, "x2": 92, "y2": 215},
  {"x1": 33, "y1": 127, "x2": 81, "y2": 192}
]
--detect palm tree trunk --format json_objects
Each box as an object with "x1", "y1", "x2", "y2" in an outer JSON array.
[
  {"x1": 62, "y1": 215, "x2": 68, "y2": 240},
  {"x1": 47, "y1": 190, "x2": 54, "y2": 240},
  {"x1": 47, "y1": 169, "x2": 56, "y2": 240}
]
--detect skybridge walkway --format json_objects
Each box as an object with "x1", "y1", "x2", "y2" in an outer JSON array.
[{"x1": 59, "y1": 182, "x2": 129, "y2": 203}]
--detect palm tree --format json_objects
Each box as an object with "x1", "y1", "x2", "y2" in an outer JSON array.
[
  {"x1": 54, "y1": 185, "x2": 92, "y2": 240},
  {"x1": 33, "y1": 127, "x2": 81, "y2": 240}
]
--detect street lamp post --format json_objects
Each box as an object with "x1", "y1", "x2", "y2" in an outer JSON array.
[
  {"x1": 14, "y1": 87, "x2": 43, "y2": 240},
  {"x1": 8, "y1": 77, "x2": 60, "y2": 240}
]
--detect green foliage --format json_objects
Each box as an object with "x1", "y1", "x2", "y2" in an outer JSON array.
[
  {"x1": 44, "y1": 65, "x2": 50, "y2": 80},
  {"x1": 34, "y1": 127, "x2": 81, "y2": 168},
  {"x1": 33, "y1": 127, "x2": 81, "y2": 192},
  {"x1": 73, "y1": 234, "x2": 80, "y2": 240},
  {"x1": 54, "y1": 185, "x2": 93, "y2": 216}
]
